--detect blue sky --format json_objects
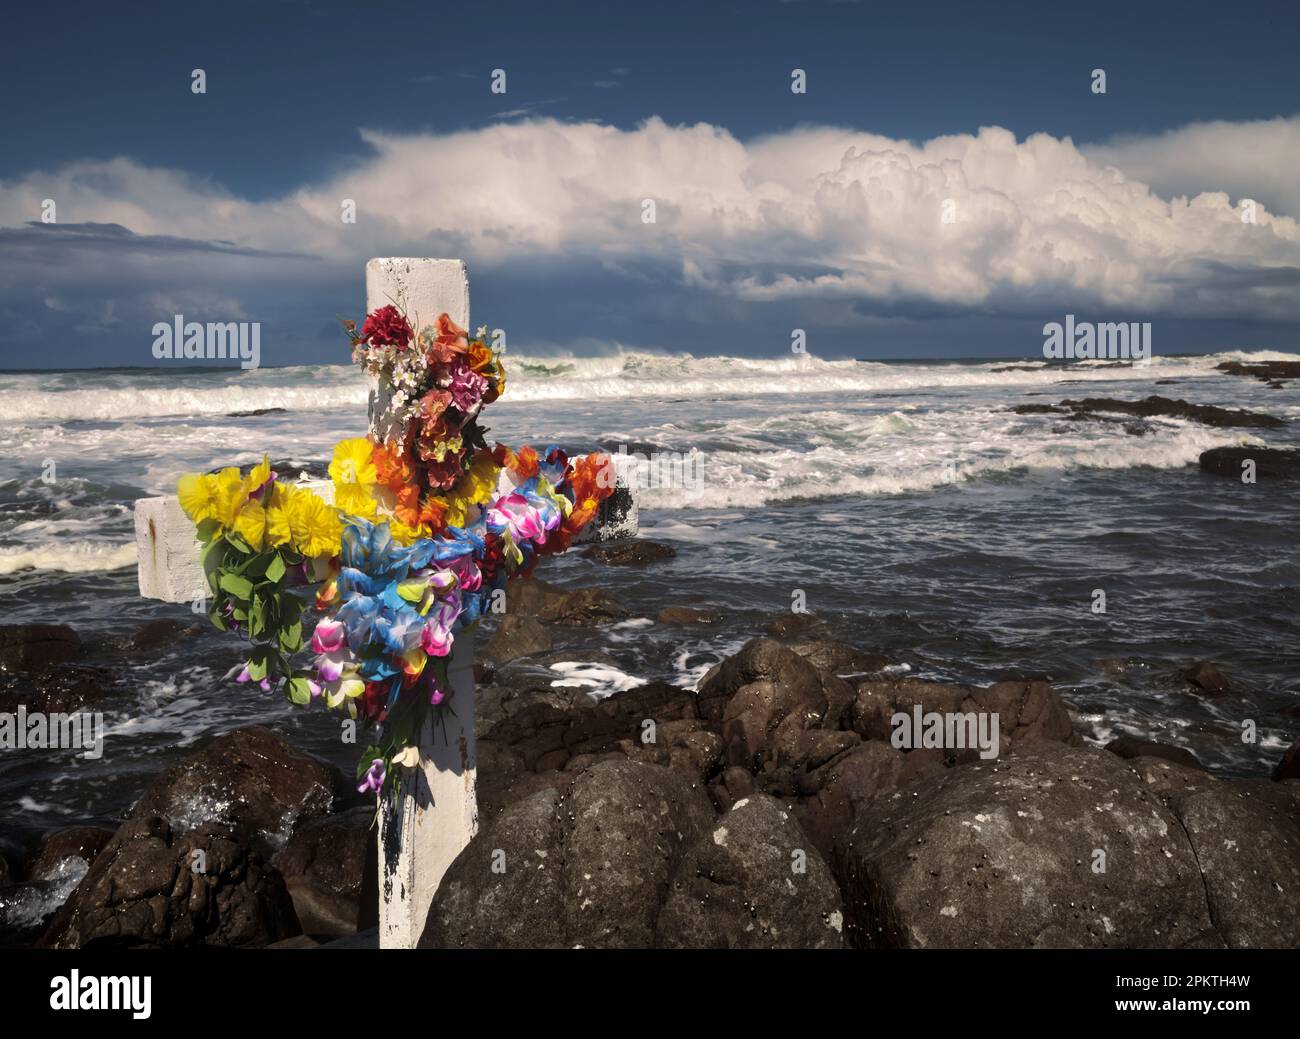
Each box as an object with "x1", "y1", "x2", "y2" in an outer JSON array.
[{"x1": 2, "y1": 0, "x2": 1298, "y2": 367}]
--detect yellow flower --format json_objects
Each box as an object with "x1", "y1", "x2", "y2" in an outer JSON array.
[
  {"x1": 211, "y1": 467, "x2": 249, "y2": 529},
  {"x1": 233, "y1": 499, "x2": 267, "y2": 550},
  {"x1": 389, "y1": 518, "x2": 429, "y2": 545},
  {"x1": 264, "y1": 483, "x2": 296, "y2": 547},
  {"x1": 241, "y1": 455, "x2": 271, "y2": 499},
  {"x1": 177, "y1": 472, "x2": 218, "y2": 523},
  {"x1": 286, "y1": 488, "x2": 342, "y2": 558},
  {"x1": 330, "y1": 438, "x2": 379, "y2": 520}
]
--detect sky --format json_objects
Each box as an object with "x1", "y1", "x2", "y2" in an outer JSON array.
[{"x1": 1, "y1": 0, "x2": 1298, "y2": 368}]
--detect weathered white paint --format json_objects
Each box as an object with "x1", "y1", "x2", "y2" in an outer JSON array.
[{"x1": 132, "y1": 258, "x2": 639, "y2": 948}]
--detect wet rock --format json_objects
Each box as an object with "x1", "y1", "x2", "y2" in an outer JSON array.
[
  {"x1": 28, "y1": 827, "x2": 115, "y2": 880},
  {"x1": 1276, "y1": 737, "x2": 1300, "y2": 780},
  {"x1": 658, "y1": 794, "x2": 845, "y2": 948},
  {"x1": 696, "y1": 637, "x2": 825, "y2": 724},
  {"x1": 40, "y1": 817, "x2": 299, "y2": 948},
  {"x1": 0, "y1": 854, "x2": 9, "y2": 888},
  {"x1": 582, "y1": 540, "x2": 676, "y2": 565},
  {"x1": 1106, "y1": 736, "x2": 1205, "y2": 771},
  {"x1": 103, "y1": 617, "x2": 204, "y2": 657},
  {"x1": 1199, "y1": 446, "x2": 1300, "y2": 481},
  {"x1": 1055, "y1": 395, "x2": 1284, "y2": 429},
  {"x1": 0, "y1": 625, "x2": 82, "y2": 671},
  {"x1": 1125, "y1": 756, "x2": 1218, "y2": 796},
  {"x1": 763, "y1": 613, "x2": 831, "y2": 639},
  {"x1": 834, "y1": 743, "x2": 1216, "y2": 948},
  {"x1": 127, "y1": 726, "x2": 338, "y2": 850},
  {"x1": 0, "y1": 664, "x2": 115, "y2": 715},
  {"x1": 1182, "y1": 660, "x2": 1233, "y2": 696},
  {"x1": 537, "y1": 587, "x2": 629, "y2": 626},
  {"x1": 480, "y1": 614, "x2": 553, "y2": 667},
  {"x1": 421, "y1": 759, "x2": 714, "y2": 948},
  {"x1": 656, "y1": 605, "x2": 724, "y2": 626},
  {"x1": 227, "y1": 407, "x2": 288, "y2": 417},
  {"x1": 504, "y1": 577, "x2": 569, "y2": 617},
  {"x1": 272, "y1": 806, "x2": 374, "y2": 939},
  {"x1": 785, "y1": 638, "x2": 894, "y2": 677},
  {"x1": 1159, "y1": 780, "x2": 1300, "y2": 948},
  {"x1": 1216, "y1": 360, "x2": 1300, "y2": 382},
  {"x1": 849, "y1": 676, "x2": 1072, "y2": 758}
]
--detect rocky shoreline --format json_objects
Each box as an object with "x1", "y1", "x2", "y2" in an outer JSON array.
[{"x1": 2, "y1": 566, "x2": 1298, "y2": 949}]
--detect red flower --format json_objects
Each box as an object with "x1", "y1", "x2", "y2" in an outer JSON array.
[{"x1": 361, "y1": 305, "x2": 414, "y2": 350}]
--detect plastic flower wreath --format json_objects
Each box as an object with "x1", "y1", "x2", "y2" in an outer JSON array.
[{"x1": 178, "y1": 309, "x2": 615, "y2": 800}]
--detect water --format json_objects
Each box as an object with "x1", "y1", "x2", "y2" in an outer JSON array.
[{"x1": 2, "y1": 349, "x2": 1298, "y2": 848}]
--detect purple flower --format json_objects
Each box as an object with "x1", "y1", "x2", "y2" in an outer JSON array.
[
  {"x1": 448, "y1": 361, "x2": 488, "y2": 412},
  {"x1": 357, "y1": 758, "x2": 386, "y2": 794}
]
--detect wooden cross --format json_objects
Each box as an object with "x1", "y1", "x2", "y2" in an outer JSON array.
[{"x1": 134, "y1": 258, "x2": 638, "y2": 948}]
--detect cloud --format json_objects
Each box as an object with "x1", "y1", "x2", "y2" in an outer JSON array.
[{"x1": 0, "y1": 114, "x2": 1298, "y2": 365}]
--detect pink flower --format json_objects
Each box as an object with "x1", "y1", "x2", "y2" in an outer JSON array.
[
  {"x1": 311, "y1": 617, "x2": 347, "y2": 654},
  {"x1": 488, "y1": 493, "x2": 547, "y2": 543},
  {"x1": 448, "y1": 361, "x2": 488, "y2": 412}
]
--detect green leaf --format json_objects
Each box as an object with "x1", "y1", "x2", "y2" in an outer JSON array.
[
  {"x1": 246, "y1": 653, "x2": 268, "y2": 682},
  {"x1": 219, "y1": 573, "x2": 254, "y2": 600},
  {"x1": 195, "y1": 517, "x2": 221, "y2": 542},
  {"x1": 278, "y1": 620, "x2": 303, "y2": 653},
  {"x1": 287, "y1": 677, "x2": 314, "y2": 706},
  {"x1": 264, "y1": 554, "x2": 286, "y2": 584}
]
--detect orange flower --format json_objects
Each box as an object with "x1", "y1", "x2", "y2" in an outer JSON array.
[
  {"x1": 467, "y1": 340, "x2": 495, "y2": 372},
  {"x1": 426, "y1": 313, "x2": 469, "y2": 365}
]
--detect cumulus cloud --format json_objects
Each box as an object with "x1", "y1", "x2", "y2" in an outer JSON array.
[{"x1": 1, "y1": 114, "x2": 1298, "y2": 362}]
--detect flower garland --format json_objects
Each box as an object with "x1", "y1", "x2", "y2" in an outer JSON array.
[{"x1": 177, "y1": 309, "x2": 616, "y2": 798}]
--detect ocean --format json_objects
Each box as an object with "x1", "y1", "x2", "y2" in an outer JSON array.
[{"x1": 2, "y1": 349, "x2": 1298, "y2": 851}]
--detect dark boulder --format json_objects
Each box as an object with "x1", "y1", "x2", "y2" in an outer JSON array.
[
  {"x1": 763, "y1": 613, "x2": 831, "y2": 639},
  {"x1": 1199, "y1": 446, "x2": 1300, "y2": 481},
  {"x1": 657, "y1": 605, "x2": 724, "y2": 626},
  {"x1": 785, "y1": 638, "x2": 894, "y2": 678},
  {"x1": 1056, "y1": 395, "x2": 1284, "y2": 429},
  {"x1": 505, "y1": 577, "x2": 568, "y2": 617},
  {"x1": 480, "y1": 614, "x2": 553, "y2": 666},
  {"x1": 1182, "y1": 660, "x2": 1233, "y2": 696},
  {"x1": 127, "y1": 726, "x2": 337, "y2": 850},
  {"x1": 40, "y1": 817, "x2": 299, "y2": 948},
  {"x1": 657, "y1": 794, "x2": 845, "y2": 948},
  {"x1": 0, "y1": 664, "x2": 115, "y2": 715},
  {"x1": 834, "y1": 743, "x2": 1216, "y2": 948},
  {"x1": 272, "y1": 806, "x2": 374, "y2": 938},
  {"x1": 0, "y1": 624, "x2": 81, "y2": 671},
  {"x1": 537, "y1": 587, "x2": 630, "y2": 626},
  {"x1": 1275, "y1": 738, "x2": 1300, "y2": 780},
  {"x1": 28, "y1": 827, "x2": 115, "y2": 880},
  {"x1": 1158, "y1": 780, "x2": 1300, "y2": 948},
  {"x1": 582, "y1": 540, "x2": 676, "y2": 565},
  {"x1": 421, "y1": 759, "x2": 714, "y2": 948},
  {"x1": 1216, "y1": 360, "x2": 1300, "y2": 382}
]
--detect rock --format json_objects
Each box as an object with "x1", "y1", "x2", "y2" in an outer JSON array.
[
  {"x1": 105, "y1": 618, "x2": 203, "y2": 656},
  {"x1": 127, "y1": 726, "x2": 337, "y2": 849},
  {"x1": 0, "y1": 664, "x2": 115, "y2": 715},
  {"x1": 835, "y1": 743, "x2": 1216, "y2": 948},
  {"x1": 582, "y1": 540, "x2": 676, "y2": 565},
  {"x1": 697, "y1": 637, "x2": 826, "y2": 724},
  {"x1": 537, "y1": 587, "x2": 629, "y2": 626},
  {"x1": 1125, "y1": 756, "x2": 1218, "y2": 795},
  {"x1": 1183, "y1": 661, "x2": 1233, "y2": 696},
  {"x1": 272, "y1": 806, "x2": 374, "y2": 939},
  {"x1": 1216, "y1": 360, "x2": 1300, "y2": 382},
  {"x1": 0, "y1": 624, "x2": 82, "y2": 671},
  {"x1": 421, "y1": 760, "x2": 714, "y2": 948},
  {"x1": 785, "y1": 638, "x2": 894, "y2": 677},
  {"x1": 505, "y1": 577, "x2": 569, "y2": 617},
  {"x1": 1159, "y1": 780, "x2": 1300, "y2": 948},
  {"x1": 849, "y1": 676, "x2": 1073, "y2": 758},
  {"x1": 28, "y1": 827, "x2": 114, "y2": 880},
  {"x1": 40, "y1": 817, "x2": 299, "y2": 948},
  {"x1": 480, "y1": 614, "x2": 553, "y2": 666},
  {"x1": 794, "y1": 742, "x2": 945, "y2": 862},
  {"x1": 1055, "y1": 395, "x2": 1284, "y2": 429},
  {"x1": 1276, "y1": 738, "x2": 1300, "y2": 780},
  {"x1": 1106, "y1": 736, "x2": 1205, "y2": 771},
  {"x1": 763, "y1": 613, "x2": 830, "y2": 639},
  {"x1": 1199, "y1": 446, "x2": 1300, "y2": 481},
  {"x1": 657, "y1": 795, "x2": 845, "y2": 948},
  {"x1": 656, "y1": 605, "x2": 724, "y2": 626}
]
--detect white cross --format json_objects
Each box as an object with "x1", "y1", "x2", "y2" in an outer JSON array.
[{"x1": 133, "y1": 258, "x2": 637, "y2": 948}]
